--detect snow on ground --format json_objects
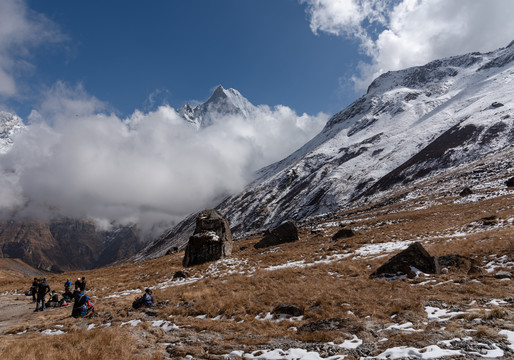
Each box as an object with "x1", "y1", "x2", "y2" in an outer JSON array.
[
  {"x1": 353, "y1": 240, "x2": 414, "y2": 259},
  {"x1": 224, "y1": 348, "x2": 346, "y2": 360},
  {"x1": 373, "y1": 345, "x2": 463, "y2": 359},
  {"x1": 41, "y1": 329, "x2": 66, "y2": 335},
  {"x1": 425, "y1": 306, "x2": 467, "y2": 322}
]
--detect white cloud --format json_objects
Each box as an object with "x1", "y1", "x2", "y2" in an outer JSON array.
[
  {"x1": 301, "y1": 0, "x2": 514, "y2": 90},
  {"x1": 0, "y1": 83, "x2": 328, "y2": 237},
  {"x1": 0, "y1": 0, "x2": 63, "y2": 97}
]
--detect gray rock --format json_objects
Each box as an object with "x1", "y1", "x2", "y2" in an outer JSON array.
[
  {"x1": 173, "y1": 270, "x2": 190, "y2": 279},
  {"x1": 331, "y1": 228, "x2": 355, "y2": 241},
  {"x1": 272, "y1": 304, "x2": 304, "y2": 317},
  {"x1": 370, "y1": 242, "x2": 440, "y2": 278},
  {"x1": 459, "y1": 187, "x2": 473, "y2": 197},
  {"x1": 298, "y1": 318, "x2": 364, "y2": 333},
  {"x1": 254, "y1": 220, "x2": 299, "y2": 249},
  {"x1": 182, "y1": 209, "x2": 232, "y2": 267}
]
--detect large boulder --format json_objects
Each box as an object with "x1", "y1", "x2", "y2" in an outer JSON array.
[
  {"x1": 331, "y1": 228, "x2": 355, "y2": 241},
  {"x1": 370, "y1": 242, "x2": 440, "y2": 279},
  {"x1": 182, "y1": 210, "x2": 232, "y2": 267},
  {"x1": 254, "y1": 220, "x2": 299, "y2": 249}
]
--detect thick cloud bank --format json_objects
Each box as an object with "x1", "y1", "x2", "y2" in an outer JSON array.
[
  {"x1": 301, "y1": 0, "x2": 514, "y2": 90},
  {"x1": 0, "y1": 83, "x2": 328, "y2": 237}
]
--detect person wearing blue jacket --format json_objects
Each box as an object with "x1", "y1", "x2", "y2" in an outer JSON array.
[{"x1": 64, "y1": 278, "x2": 71, "y2": 292}]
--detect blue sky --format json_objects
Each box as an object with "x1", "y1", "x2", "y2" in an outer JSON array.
[
  {"x1": 13, "y1": 0, "x2": 362, "y2": 119},
  {"x1": 3, "y1": 0, "x2": 514, "y2": 120}
]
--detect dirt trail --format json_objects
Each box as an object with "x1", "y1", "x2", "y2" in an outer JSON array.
[{"x1": 0, "y1": 294, "x2": 43, "y2": 335}]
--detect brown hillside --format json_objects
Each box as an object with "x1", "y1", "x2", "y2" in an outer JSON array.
[{"x1": 0, "y1": 155, "x2": 512, "y2": 359}]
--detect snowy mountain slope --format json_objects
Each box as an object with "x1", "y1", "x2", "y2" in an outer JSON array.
[
  {"x1": 205, "y1": 42, "x2": 514, "y2": 235},
  {"x1": 178, "y1": 85, "x2": 256, "y2": 128},
  {"x1": 0, "y1": 111, "x2": 25, "y2": 154},
  {"x1": 137, "y1": 43, "x2": 514, "y2": 259}
]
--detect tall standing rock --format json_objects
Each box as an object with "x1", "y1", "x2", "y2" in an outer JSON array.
[{"x1": 182, "y1": 210, "x2": 232, "y2": 267}]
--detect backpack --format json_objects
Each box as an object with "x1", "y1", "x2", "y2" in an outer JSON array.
[{"x1": 132, "y1": 297, "x2": 143, "y2": 309}]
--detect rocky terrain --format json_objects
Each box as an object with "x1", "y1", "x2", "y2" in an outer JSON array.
[{"x1": 0, "y1": 148, "x2": 512, "y2": 359}]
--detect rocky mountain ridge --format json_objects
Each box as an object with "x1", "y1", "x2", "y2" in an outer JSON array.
[
  {"x1": 0, "y1": 111, "x2": 25, "y2": 154},
  {"x1": 137, "y1": 41, "x2": 514, "y2": 258},
  {"x1": 178, "y1": 85, "x2": 255, "y2": 129}
]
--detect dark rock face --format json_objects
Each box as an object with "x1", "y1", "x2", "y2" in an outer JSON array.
[
  {"x1": 506, "y1": 177, "x2": 514, "y2": 187},
  {"x1": 0, "y1": 219, "x2": 142, "y2": 271},
  {"x1": 459, "y1": 187, "x2": 473, "y2": 197},
  {"x1": 370, "y1": 242, "x2": 440, "y2": 278},
  {"x1": 272, "y1": 304, "x2": 304, "y2": 317},
  {"x1": 491, "y1": 102, "x2": 504, "y2": 108},
  {"x1": 331, "y1": 229, "x2": 355, "y2": 241},
  {"x1": 182, "y1": 210, "x2": 232, "y2": 267},
  {"x1": 254, "y1": 220, "x2": 299, "y2": 249}
]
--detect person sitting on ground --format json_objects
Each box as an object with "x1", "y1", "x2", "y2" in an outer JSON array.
[
  {"x1": 62, "y1": 287, "x2": 74, "y2": 302},
  {"x1": 144, "y1": 288, "x2": 156, "y2": 306},
  {"x1": 132, "y1": 288, "x2": 156, "y2": 309},
  {"x1": 72, "y1": 287, "x2": 81, "y2": 299},
  {"x1": 71, "y1": 292, "x2": 94, "y2": 318},
  {"x1": 47, "y1": 290, "x2": 60, "y2": 307},
  {"x1": 35, "y1": 277, "x2": 50, "y2": 312}
]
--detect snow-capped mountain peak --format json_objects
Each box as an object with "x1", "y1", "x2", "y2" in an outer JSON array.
[
  {"x1": 0, "y1": 111, "x2": 25, "y2": 154},
  {"x1": 178, "y1": 85, "x2": 256, "y2": 129}
]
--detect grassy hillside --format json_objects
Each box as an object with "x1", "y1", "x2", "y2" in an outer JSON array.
[{"x1": 0, "y1": 156, "x2": 513, "y2": 359}]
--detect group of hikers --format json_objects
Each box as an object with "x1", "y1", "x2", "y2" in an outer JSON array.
[
  {"x1": 30, "y1": 276, "x2": 94, "y2": 318},
  {"x1": 30, "y1": 276, "x2": 156, "y2": 318}
]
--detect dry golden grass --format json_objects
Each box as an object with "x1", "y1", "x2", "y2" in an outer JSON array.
[{"x1": 0, "y1": 328, "x2": 165, "y2": 360}]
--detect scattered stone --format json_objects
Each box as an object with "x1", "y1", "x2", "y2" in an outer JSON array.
[
  {"x1": 272, "y1": 304, "x2": 304, "y2": 317},
  {"x1": 491, "y1": 102, "x2": 504, "y2": 108},
  {"x1": 182, "y1": 209, "x2": 232, "y2": 267},
  {"x1": 166, "y1": 247, "x2": 179, "y2": 255},
  {"x1": 348, "y1": 343, "x2": 376, "y2": 357},
  {"x1": 506, "y1": 177, "x2": 514, "y2": 187},
  {"x1": 173, "y1": 270, "x2": 189, "y2": 279},
  {"x1": 459, "y1": 187, "x2": 473, "y2": 197},
  {"x1": 298, "y1": 318, "x2": 365, "y2": 334},
  {"x1": 494, "y1": 270, "x2": 513, "y2": 279},
  {"x1": 331, "y1": 228, "x2": 355, "y2": 241},
  {"x1": 438, "y1": 254, "x2": 481, "y2": 275},
  {"x1": 144, "y1": 308, "x2": 158, "y2": 317},
  {"x1": 370, "y1": 242, "x2": 440, "y2": 279},
  {"x1": 481, "y1": 215, "x2": 497, "y2": 226},
  {"x1": 254, "y1": 220, "x2": 299, "y2": 249}
]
